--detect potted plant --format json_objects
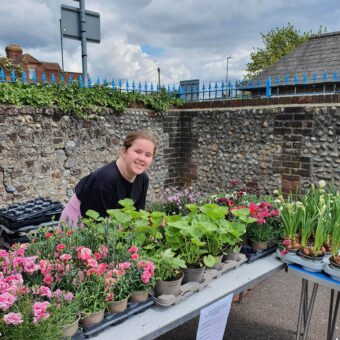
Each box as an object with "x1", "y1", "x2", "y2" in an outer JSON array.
[
  {"x1": 152, "y1": 248, "x2": 186, "y2": 297},
  {"x1": 78, "y1": 274, "x2": 108, "y2": 327},
  {"x1": 107, "y1": 268, "x2": 131, "y2": 313},
  {"x1": 280, "y1": 201, "x2": 303, "y2": 251},
  {"x1": 124, "y1": 247, "x2": 156, "y2": 303},
  {"x1": 165, "y1": 208, "x2": 216, "y2": 284},
  {"x1": 299, "y1": 203, "x2": 329, "y2": 260},
  {"x1": 247, "y1": 223, "x2": 274, "y2": 250}
]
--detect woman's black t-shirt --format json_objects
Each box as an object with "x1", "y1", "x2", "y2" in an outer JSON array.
[{"x1": 75, "y1": 161, "x2": 149, "y2": 217}]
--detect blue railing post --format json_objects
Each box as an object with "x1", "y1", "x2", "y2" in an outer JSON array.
[
  {"x1": 266, "y1": 77, "x2": 271, "y2": 97},
  {"x1": 11, "y1": 69, "x2": 16, "y2": 82},
  {"x1": 0, "y1": 68, "x2": 5, "y2": 82},
  {"x1": 21, "y1": 71, "x2": 27, "y2": 83}
]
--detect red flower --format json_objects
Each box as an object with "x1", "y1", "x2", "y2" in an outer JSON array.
[
  {"x1": 128, "y1": 246, "x2": 138, "y2": 254},
  {"x1": 94, "y1": 252, "x2": 101, "y2": 261},
  {"x1": 45, "y1": 232, "x2": 53, "y2": 240},
  {"x1": 131, "y1": 253, "x2": 139, "y2": 260},
  {"x1": 66, "y1": 230, "x2": 73, "y2": 237},
  {"x1": 56, "y1": 244, "x2": 66, "y2": 252}
]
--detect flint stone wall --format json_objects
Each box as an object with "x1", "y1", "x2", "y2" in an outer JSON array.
[{"x1": 0, "y1": 104, "x2": 339, "y2": 206}]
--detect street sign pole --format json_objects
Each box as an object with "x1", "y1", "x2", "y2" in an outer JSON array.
[{"x1": 79, "y1": 0, "x2": 88, "y2": 87}]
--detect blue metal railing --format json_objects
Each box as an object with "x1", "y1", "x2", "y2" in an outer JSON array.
[{"x1": 1, "y1": 68, "x2": 340, "y2": 101}]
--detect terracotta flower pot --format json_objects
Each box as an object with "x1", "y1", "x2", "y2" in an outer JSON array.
[
  {"x1": 329, "y1": 255, "x2": 340, "y2": 270},
  {"x1": 154, "y1": 271, "x2": 184, "y2": 297},
  {"x1": 108, "y1": 296, "x2": 129, "y2": 313},
  {"x1": 182, "y1": 266, "x2": 205, "y2": 284},
  {"x1": 251, "y1": 240, "x2": 268, "y2": 251},
  {"x1": 80, "y1": 309, "x2": 105, "y2": 327},
  {"x1": 62, "y1": 315, "x2": 80, "y2": 338},
  {"x1": 129, "y1": 290, "x2": 148, "y2": 303}
]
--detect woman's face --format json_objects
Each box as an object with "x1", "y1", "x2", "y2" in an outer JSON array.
[{"x1": 121, "y1": 138, "x2": 155, "y2": 176}]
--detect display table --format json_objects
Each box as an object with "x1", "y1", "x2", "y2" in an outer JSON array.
[
  {"x1": 287, "y1": 264, "x2": 340, "y2": 340},
  {"x1": 94, "y1": 255, "x2": 285, "y2": 340}
]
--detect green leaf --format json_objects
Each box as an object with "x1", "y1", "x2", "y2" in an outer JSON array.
[{"x1": 203, "y1": 255, "x2": 216, "y2": 267}]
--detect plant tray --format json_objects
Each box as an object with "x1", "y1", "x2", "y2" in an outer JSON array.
[
  {"x1": 241, "y1": 243, "x2": 278, "y2": 263},
  {"x1": 323, "y1": 264, "x2": 340, "y2": 282},
  {"x1": 276, "y1": 249, "x2": 329, "y2": 272},
  {"x1": 0, "y1": 198, "x2": 63, "y2": 230},
  {"x1": 153, "y1": 254, "x2": 247, "y2": 307},
  {"x1": 72, "y1": 296, "x2": 154, "y2": 339}
]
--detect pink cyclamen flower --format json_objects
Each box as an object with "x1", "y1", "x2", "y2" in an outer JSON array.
[
  {"x1": 3, "y1": 312, "x2": 23, "y2": 325},
  {"x1": 128, "y1": 246, "x2": 138, "y2": 254}
]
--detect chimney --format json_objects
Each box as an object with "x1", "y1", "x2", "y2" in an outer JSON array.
[{"x1": 5, "y1": 44, "x2": 23, "y2": 60}]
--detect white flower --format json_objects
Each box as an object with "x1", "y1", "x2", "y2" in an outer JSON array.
[{"x1": 319, "y1": 180, "x2": 326, "y2": 188}]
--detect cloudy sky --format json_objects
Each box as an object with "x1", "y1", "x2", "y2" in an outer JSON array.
[{"x1": 1, "y1": 0, "x2": 340, "y2": 86}]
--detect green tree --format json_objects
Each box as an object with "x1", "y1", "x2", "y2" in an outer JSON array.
[{"x1": 245, "y1": 23, "x2": 326, "y2": 79}]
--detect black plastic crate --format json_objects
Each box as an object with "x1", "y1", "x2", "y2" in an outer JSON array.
[
  {"x1": 241, "y1": 243, "x2": 278, "y2": 263},
  {"x1": 72, "y1": 296, "x2": 154, "y2": 339}
]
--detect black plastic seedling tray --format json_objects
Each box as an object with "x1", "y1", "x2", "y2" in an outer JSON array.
[
  {"x1": 241, "y1": 243, "x2": 278, "y2": 263},
  {"x1": 0, "y1": 198, "x2": 63, "y2": 231},
  {"x1": 72, "y1": 297, "x2": 154, "y2": 339},
  {"x1": 0, "y1": 198, "x2": 63, "y2": 222}
]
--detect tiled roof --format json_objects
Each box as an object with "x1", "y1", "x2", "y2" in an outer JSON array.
[{"x1": 247, "y1": 31, "x2": 340, "y2": 88}]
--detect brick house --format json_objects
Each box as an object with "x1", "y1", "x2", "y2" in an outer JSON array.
[
  {"x1": 2, "y1": 44, "x2": 81, "y2": 82},
  {"x1": 240, "y1": 31, "x2": 340, "y2": 97}
]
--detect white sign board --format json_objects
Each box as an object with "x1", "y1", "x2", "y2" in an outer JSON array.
[{"x1": 196, "y1": 294, "x2": 233, "y2": 340}]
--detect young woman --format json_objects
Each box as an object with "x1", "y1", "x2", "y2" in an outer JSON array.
[{"x1": 60, "y1": 130, "x2": 157, "y2": 227}]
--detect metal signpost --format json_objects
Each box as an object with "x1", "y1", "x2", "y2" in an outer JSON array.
[{"x1": 60, "y1": 0, "x2": 100, "y2": 87}]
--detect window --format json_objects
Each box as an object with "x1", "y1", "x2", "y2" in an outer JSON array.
[{"x1": 28, "y1": 67, "x2": 35, "y2": 80}]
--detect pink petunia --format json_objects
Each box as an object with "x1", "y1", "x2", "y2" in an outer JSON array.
[{"x1": 3, "y1": 312, "x2": 23, "y2": 325}]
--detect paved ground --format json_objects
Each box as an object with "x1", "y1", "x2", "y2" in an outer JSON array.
[{"x1": 156, "y1": 269, "x2": 339, "y2": 340}]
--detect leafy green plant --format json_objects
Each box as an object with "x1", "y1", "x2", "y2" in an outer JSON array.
[
  {"x1": 280, "y1": 201, "x2": 303, "y2": 241},
  {"x1": 0, "y1": 81, "x2": 183, "y2": 118},
  {"x1": 151, "y1": 248, "x2": 186, "y2": 281}
]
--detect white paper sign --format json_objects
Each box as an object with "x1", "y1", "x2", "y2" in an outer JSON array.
[{"x1": 196, "y1": 294, "x2": 233, "y2": 340}]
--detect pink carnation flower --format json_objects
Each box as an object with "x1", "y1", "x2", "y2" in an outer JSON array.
[
  {"x1": 3, "y1": 312, "x2": 23, "y2": 325},
  {"x1": 0, "y1": 292, "x2": 16, "y2": 311},
  {"x1": 128, "y1": 246, "x2": 138, "y2": 254},
  {"x1": 33, "y1": 301, "x2": 50, "y2": 324},
  {"x1": 60, "y1": 254, "x2": 72, "y2": 261}
]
